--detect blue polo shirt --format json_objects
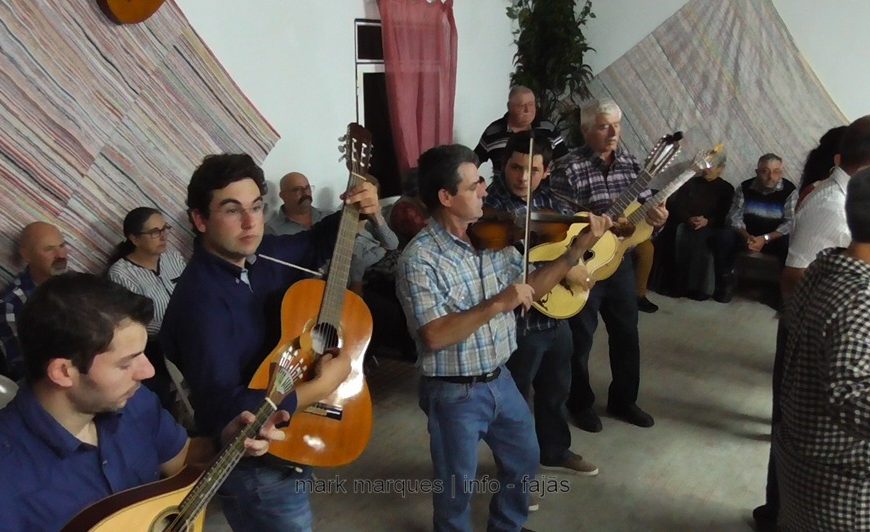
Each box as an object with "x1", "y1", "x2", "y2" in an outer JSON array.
[
  {"x1": 0, "y1": 385, "x2": 187, "y2": 531},
  {"x1": 161, "y1": 213, "x2": 340, "y2": 437}
]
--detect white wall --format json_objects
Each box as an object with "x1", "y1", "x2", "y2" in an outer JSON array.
[
  {"x1": 175, "y1": 0, "x2": 515, "y2": 207},
  {"x1": 582, "y1": 0, "x2": 867, "y2": 122}
]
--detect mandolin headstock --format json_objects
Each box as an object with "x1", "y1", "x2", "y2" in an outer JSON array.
[{"x1": 642, "y1": 131, "x2": 683, "y2": 176}]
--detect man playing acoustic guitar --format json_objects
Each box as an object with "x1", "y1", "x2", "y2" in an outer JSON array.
[
  {"x1": 550, "y1": 99, "x2": 669, "y2": 432},
  {"x1": 0, "y1": 273, "x2": 289, "y2": 531},
  {"x1": 161, "y1": 153, "x2": 379, "y2": 531}
]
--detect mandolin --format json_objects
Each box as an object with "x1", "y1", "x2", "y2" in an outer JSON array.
[
  {"x1": 529, "y1": 133, "x2": 683, "y2": 319},
  {"x1": 63, "y1": 347, "x2": 307, "y2": 532},
  {"x1": 248, "y1": 123, "x2": 374, "y2": 467}
]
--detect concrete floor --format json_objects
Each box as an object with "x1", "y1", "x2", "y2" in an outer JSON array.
[{"x1": 206, "y1": 293, "x2": 778, "y2": 531}]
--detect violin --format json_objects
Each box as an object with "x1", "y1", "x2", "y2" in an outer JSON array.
[{"x1": 468, "y1": 207, "x2": 590, "y2": 251}]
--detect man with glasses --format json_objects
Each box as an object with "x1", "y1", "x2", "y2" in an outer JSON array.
[
  {"x1": 267, "y1": 171, "x2": 326, "y2": 235},
  {"x1": 714, "y1": 153, "x2": 797, "y2": 302},
  {"x1": 161, "y1": 153, "x2": 379, "y2": 532},
  {"x1": 1, "y1": 222, "x2": 69, "y2": 380}
]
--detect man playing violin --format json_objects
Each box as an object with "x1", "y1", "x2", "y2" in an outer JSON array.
[
  {"x1": 0, "y1": 273, "x2": 289, "y2": 531},
  {"x1": 550, "y1": 99, "x2": 669, "y2": 432},
  {"x1": 484, "y1": 132, "x2": 600, "y2": 477},
  {"x1": 396, "y1": 144, "x2": 611, "y2": 532},
  {"x1": 161, "y1": 153, "x2": 379, "y2": 532}
]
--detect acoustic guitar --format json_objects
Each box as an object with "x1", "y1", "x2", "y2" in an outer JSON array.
[
  {"x1": 588, "y1": 144, "x2": 726, "y2": 281},
  {"x1": 248, "y1": 123, "x2": 374, "y2": 467},
  {"x1": 529, "y1": 133, "x2": 683, "y2": 319},
  {"x1": 63, "y1": 347, "x2": 307, "y2": 532},
  {"x1": 98, "y1": 0, "x2": 165, "y2": 24}
]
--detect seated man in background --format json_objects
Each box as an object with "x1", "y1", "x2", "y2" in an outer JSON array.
[
  {"x1": 474, "y1": 85, "x2": 568, "y2": 176},
  {"x1": 1, "y1": 221, "x2": 69, "y2": 380},
  {"x1": 715, "y1": 153, "x2": 796, "y2": 302},
  {"x1": 266, "y1": 171, "x2": 328, "y2": 235},
  {"x1": 668, "y1": 156, "x2": 734, "y2": 300},
  {"x1": 0, "y1": 273, "x2": 288, "y2": 531}
]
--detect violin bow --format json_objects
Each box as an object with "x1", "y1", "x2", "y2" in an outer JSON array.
[{"x1": 520, "y1": 135, "x2": 534, "y2": 323}]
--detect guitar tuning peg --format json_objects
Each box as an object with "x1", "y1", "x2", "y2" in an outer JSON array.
[
  {"x1": 338, "y1": 154, "x2": 346, "y2": 162},
  {"x1": 338, "y1": 145, "x2": 345, "y2": 153},
  {"x1": 338, "y1": 134, "x2": 347, "y2": 142}
]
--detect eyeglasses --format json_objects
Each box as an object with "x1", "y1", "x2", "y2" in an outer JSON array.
[
  {"x1": 138, "y1": 225, "x2": 172, "y2": 239},
  {"x1": 215, "y1": 202, "x2": 267, "y2": 221}
]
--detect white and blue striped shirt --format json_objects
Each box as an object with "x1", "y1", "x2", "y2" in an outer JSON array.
[{"x1": 107, "y1": 249, "x2": 187, "y2": 335}]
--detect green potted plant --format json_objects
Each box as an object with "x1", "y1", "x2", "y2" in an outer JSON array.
[{"x1": 506, "y1": 0, "x2": 596, "y2": 146}]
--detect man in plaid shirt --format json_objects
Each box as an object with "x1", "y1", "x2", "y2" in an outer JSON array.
[
  {"x1": 484, "y1": 131, "x2": 599, "y2": 477},
  {"x1": 397, "y1": 144, "x2": 610, "y2": 532},
  {"x1": 549, "y1": 99, "x2": 669, "y2": 432},
  {"x1": 1, "y1": 222, "x2": 69, "y2": 380},
  {"x1": 774, "y1": 167, "x2": 870, "y2": 530}
]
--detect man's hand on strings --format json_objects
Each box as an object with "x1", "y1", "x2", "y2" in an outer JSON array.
[
  {"x1": 567, "y1": 214, "x2": 613, "y2": 262},
  {"x1": 497, "y1": 283, "x2": 535, "y2": 313},
  {"x1": 645, "y1": 203, "x2": 669, "y2": 227}
]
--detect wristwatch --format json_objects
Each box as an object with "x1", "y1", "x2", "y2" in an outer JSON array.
[{"x1": 763, "y1": 234, "x2": 770, "y2": 243}]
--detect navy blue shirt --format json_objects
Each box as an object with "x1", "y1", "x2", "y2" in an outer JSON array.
[
  {"x1": 161, "y1": 213, "x2": 341, "y2": 437},
  {"x1": 0, "y1": 386, "x2": 187, "y2": 531}
]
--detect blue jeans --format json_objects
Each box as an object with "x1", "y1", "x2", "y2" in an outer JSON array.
[
  {"x1": 419, "y1": 366, "x2": 539, "y2": 532},
  {"x1": 508, "y1": 322, "x2": 573, "y2": 464},
  {"x1": 217, "y1": 460, "x2": 313, "y2": 532}
]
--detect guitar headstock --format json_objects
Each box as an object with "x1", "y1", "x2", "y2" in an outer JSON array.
[
  {"x1": 691, "y1": 144, "x2": 726, "y2": 174},
  {"x1": 265, "y1": 345, "x2": 308, "y2": 405},
  {"x1": 338, "y1": 123, "x2": 373, "y2": 175},
  {"x1": 642, "y1": 131, "x2": 683, "y2": 176}
]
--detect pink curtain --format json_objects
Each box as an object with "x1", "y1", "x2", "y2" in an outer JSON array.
[{"x1": 379, "y1": 0, "x2": 457, "y2": 173}]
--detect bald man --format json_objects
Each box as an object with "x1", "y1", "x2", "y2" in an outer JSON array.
[
  {"x1": 1, "y1": 222, "x2": 69, "y2": 380},
  {"x1": 266, "y1": 172, "x2": 330, "y2": 235}
]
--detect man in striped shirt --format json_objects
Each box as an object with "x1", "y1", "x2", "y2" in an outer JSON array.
[
  {"x1": 474, "y1": 86, "x2": 568, "y2": 177},
  {"x1": 1, "y1": 222, "x2": 69, "y2": 380},
  {"x1": 397, "y1": 144, "x2": 610, "y2": 531}
]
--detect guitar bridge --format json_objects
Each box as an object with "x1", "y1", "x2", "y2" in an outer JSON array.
[{"x1": 303, "y1": 402, "x2": 343, "y2": 420}]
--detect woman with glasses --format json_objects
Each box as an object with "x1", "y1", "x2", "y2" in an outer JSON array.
[{"x1": 106, "y1": 207, "x2": 187, "y2": 410}]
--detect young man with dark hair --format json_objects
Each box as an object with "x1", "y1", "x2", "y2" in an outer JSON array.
[
  {"x1": 774, "y1": 167, "x2": 870, "y2": 530},
  {"x1": 0, "y1": 273, "x2": 286, "y2": 531},
  {"x1": 485, "y1": 132, "x2": 599, "y2": 477},
  {"x1": 161, "y1": 153, "x2": 379, "y2": 531},
  {"x1": 397, "y1": 143, "x2": 611, "y2": 531}
]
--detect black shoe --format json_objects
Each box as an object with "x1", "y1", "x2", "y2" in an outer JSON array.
[
  {"x1": 606, "y1": 403, "x2": 655, "y2": 427},
  {"x1": 637, "y1": 296, "x2": 659, "y2": 313},
  {"x1": 714, "y1": 273, "x2": 735, "y2": 303},
  {"x1": 752, "y1": 504, "x2": 777, "y2": 532},
  {"x1": 686, "y1": 290, "x2": 710, "y2": 301},
  {"x1": 570, "y1": 408, "x2": 603, "y2": 433}
]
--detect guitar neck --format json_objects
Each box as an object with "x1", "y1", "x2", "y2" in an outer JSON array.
[
  {"x1": 627, "y1": 167, "x2": 699, "y2": 225},
  {"x1": 170, "y1": 400, "x2": 278, "y2": 530},
  {"x1": 319, "y1": 172, "x2": 365, "y2": 329},
  {"x1": 606, "y1": 168, "x2": 655, "y2": 218}
]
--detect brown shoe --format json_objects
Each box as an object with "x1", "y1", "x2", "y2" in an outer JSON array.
[{"x1": 541, "y1": 450, "x2": 599, "y2": 476}]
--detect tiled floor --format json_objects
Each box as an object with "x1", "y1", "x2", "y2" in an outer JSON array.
[{"x1": 206, "y1": 293, "x2": 777, "y2": 531}]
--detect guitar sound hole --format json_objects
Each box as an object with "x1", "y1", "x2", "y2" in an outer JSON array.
[
  {"x1": 583, "y1": 250, "x2": 594, "y2": 261},
  {"x1": 151, "y1": 509, "x2": 188, "y2": 532},
  {"x1": 311, "y1": 322, "x2": 342, "y2": 354}
]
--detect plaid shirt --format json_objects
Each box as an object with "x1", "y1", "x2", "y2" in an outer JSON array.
[
  {"x1": 549, "y1": 145, "x2": 651, "y2": 216},
  {"x1": 396, "y1": 220, "x2": 523, "y2": 376},
  {"x1": 484, "y1": 176, "x2": 559, "y2": 332},
  {"x1": 775, "y1": 248, "x2": 870, "y2": 530},
  {"x1": 1, "y1": 269, "x2": 36, "y2": 380}
]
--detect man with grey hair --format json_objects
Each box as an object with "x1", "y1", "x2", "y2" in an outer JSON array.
[
  {"x1": 550, "y1": 98, "x2": 669, "y2": 432},
  {"x1": 1, "y1": 222, "x2": 69, "y2": 380},
  {"x1": 474, "y1": 85, "x2": 568, "y2": 175}
]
